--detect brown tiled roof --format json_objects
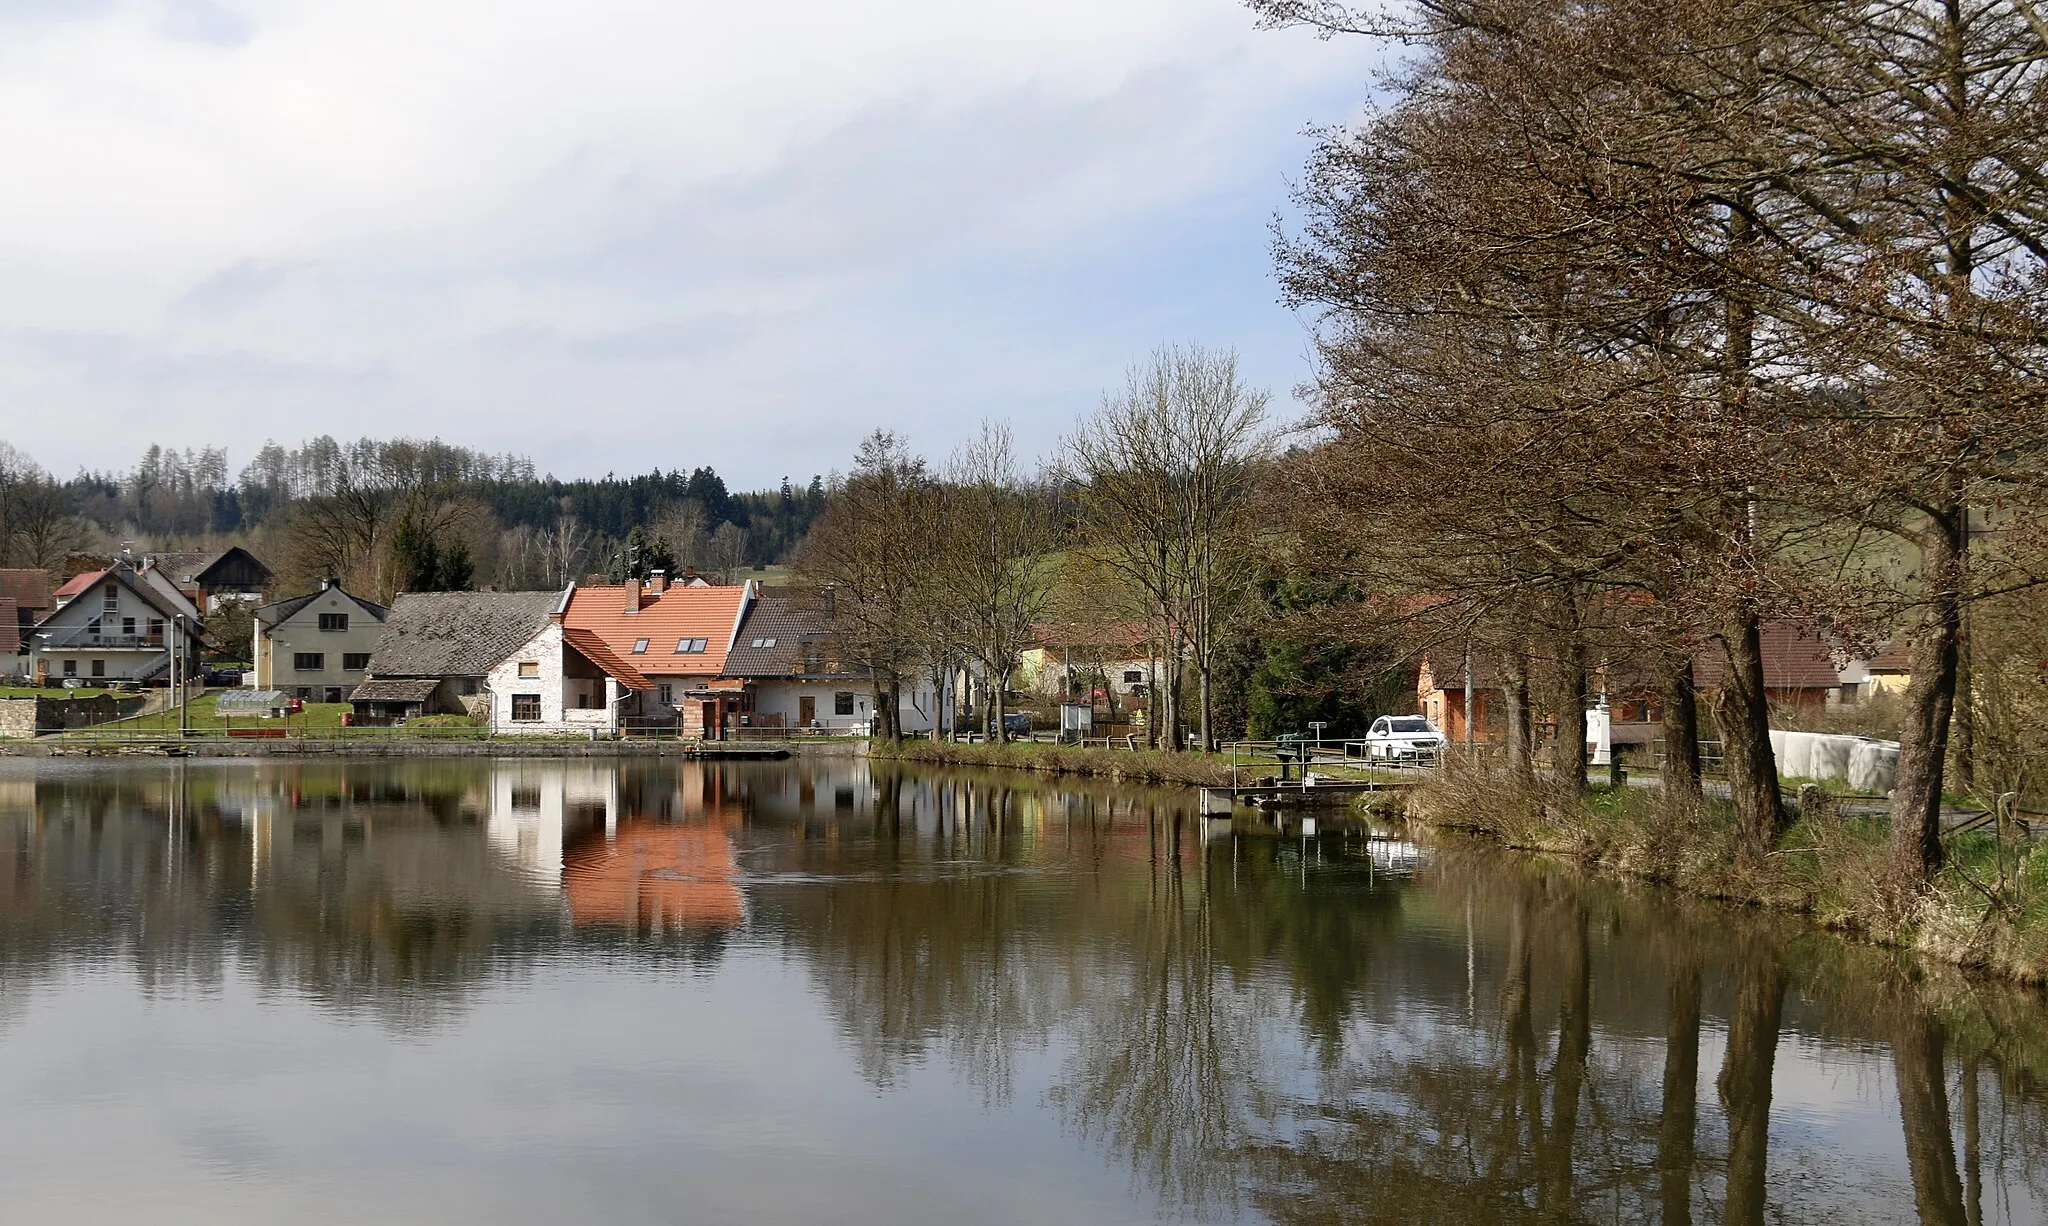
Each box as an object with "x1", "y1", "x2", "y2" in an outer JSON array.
[
  {"x1": 367, "y1": 590, "x2": 564, "y2": 677},
  {"x1": 0, "y1": 570, "x2": 50, "y2": 612},
  {"x1": 563, "y1": 627, "x2": 655, "y2": 691},
  {"x1": 1867, "y1": 643, "x2": 1913, "y2": 673},
  {"x1": 1693, "y1": 622, "x2": 1843, "y2": 690},
  {"x1": 565, "y1": 584, "x2": 746, "y2": 679},
  {"x1": 724, "y1": 594, "x2": 823, "y2": 677},
  {"x1": 1031, "y1": 619, "x2": 1152, "y2": 652}
]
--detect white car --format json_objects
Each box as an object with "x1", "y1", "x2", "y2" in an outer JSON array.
[{"x1": 1363, "y1": 715, "x2": 1447, "y2": 762}]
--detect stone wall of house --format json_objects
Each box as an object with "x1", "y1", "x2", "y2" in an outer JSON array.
[{"x1": 0, "y1": 694, "x2": 151, "y2": 737}]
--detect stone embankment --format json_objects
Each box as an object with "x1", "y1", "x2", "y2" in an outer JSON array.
[{"x1": 0, "y1": 695, "x2": 151, "y2": 738}]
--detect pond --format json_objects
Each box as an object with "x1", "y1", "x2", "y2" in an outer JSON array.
[{"x1": 0, "y1": 755, "x2": 2042, "y2": 1224}]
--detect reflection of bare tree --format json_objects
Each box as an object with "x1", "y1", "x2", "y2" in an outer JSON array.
[
  {"x1": 1051, "y1": 822, "x2": 1260, "y2": 1219},
  {"x1": 1659, "y1": 957, "x2": 1701, "y2": 1226},
  {"x1": 1718, "y1": 943, "x2": 1786, "y2": 1226},
  {"x1": 1894, "y1": 1010, "x2": 1970, "y2": 1226}
]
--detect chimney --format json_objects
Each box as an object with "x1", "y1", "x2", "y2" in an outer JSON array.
[
  {"x1": 650, "y1": 570, "x2": 667, "y2": 594},
  {"x1": 624, "y1": 580, "x2": 640, "y2": 614}
]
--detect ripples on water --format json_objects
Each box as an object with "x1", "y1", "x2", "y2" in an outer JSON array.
[{"x1": 0, "y1": 756, "x2": 2043, "y2": 1225}]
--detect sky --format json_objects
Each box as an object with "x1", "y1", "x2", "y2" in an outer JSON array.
[{"x1": 0, "y1": 0, "x2": 1386, "y2": 490}]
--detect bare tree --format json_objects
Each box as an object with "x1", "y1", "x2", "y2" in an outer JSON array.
[{"x1": 1066, "y1": 346, "x2": 1272, "y2": 752}]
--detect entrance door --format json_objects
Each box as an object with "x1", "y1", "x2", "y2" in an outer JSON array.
[{"x1": 799, "y1": 695, "x2": 815, "y2": 728}]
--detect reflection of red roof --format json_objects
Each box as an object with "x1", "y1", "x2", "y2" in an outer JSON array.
[
  {"x1": 562, "y1": 627, "x2": 655, "y2": 690},
  {"x1": 564, "y1": 823, "x2": 744, "y2": 930},
  {"x1": 565, "y1": 585, "x2": 747, "y2": 678}
]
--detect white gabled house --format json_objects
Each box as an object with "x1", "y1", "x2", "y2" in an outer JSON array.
[{"x1": 28, "y1": 559, "x2": 203, "y2": 686}]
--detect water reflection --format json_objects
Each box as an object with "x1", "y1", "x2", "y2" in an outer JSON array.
[{"x1": 0, "y1": 757, "x2": 2043, "y2": 1223}]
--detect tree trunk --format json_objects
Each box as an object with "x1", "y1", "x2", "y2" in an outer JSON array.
[
  {"x1": 1659, "y1": 960, "x2": 1701, "y2": 1226},
  {"x1": 1953, "y1": 600, "x2": 1974, "y2": 797},
  {"x1": 1893, "y1": 506, "x2": 1965, "y2": 882},
  {"x1": 1552, "y1": 628, "x2": 1588, "y2": 799},
  {"x1": 1502, "y1": 647, "x2": 1533, "y2": 786},
  {"x1": 1712, "y1": 613, "x2": 1786, "y2": 860},
  {"x1": 1198, "y1": 655, "x2": 1214, "y2": 754},
  {"x1": 1541, "y1": 905, "x2": 1590, "y2": 1214},
  {"x1": 1893, "y1": 1011, "x2": 1968, "y2": 1226},
  {"x1": 1718, "y1": 950, "x2": 1786, "y2": 1226},
  {"x1": 1662, "y1": 651, "x2": 1703, "y2": 806}
]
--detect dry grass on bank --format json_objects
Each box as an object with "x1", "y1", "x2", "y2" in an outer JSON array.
[
  {"x1": 1407, "y1": 761, "x2": 2048, "y2": 986},
  {"x1": 867, "y1": 739, "x2": 1238, "y2": 789}
]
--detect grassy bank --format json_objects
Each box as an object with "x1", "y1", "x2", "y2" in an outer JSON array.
[
  {"x1": 868, "y1": 738, "x2": 1242, "y2": 789},
  {"x1": 1406, "y1": 765, "x2": 2048, "y2": 987}
]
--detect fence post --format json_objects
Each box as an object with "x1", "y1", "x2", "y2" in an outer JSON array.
[{"x1": 1798, "y1": 783, "x2": 1826, "y2": 825}]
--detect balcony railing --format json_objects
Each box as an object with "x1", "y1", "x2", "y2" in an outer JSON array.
[{"x1": 35, "y1": 628, "x2": 169, "y2": 650}]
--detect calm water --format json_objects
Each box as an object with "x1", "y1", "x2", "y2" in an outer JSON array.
[{"x1": 0, "y1": 757, "x2": 2043, "y2": 1225}]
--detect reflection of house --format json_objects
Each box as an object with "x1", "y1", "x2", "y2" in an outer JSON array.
[
  {"x1": 252, "y1": 580, "x2": 391, "y2": 702},
  {"x1": 351, "y1": 589, "x2": 566, "y2": 724},
  {"x1": 27, "y1": 559, "x2": 202, "y2": 685},
  {"x1": 563, "y1": 822, "x2": 744, "y2": 931},
  {"x1": 485, "y1": 762, "x2": 623, "y2": 883}
]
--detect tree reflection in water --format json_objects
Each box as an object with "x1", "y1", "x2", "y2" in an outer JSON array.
[{"x1": 0, "y1": 759, "x2": 2045, "y2": 1223}]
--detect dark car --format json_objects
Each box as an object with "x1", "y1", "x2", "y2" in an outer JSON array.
[{"x1": 1002, "y1": 712, "x2": 1032, "y2": 736}]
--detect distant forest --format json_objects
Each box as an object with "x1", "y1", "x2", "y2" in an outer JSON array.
[{"x1": 1, "y1": 436, "x2": 828, "y2": 599}]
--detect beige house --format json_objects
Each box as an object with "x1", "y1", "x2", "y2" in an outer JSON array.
[{"x1": 252, "y1": 581, "x2": 391, "y2": 702}]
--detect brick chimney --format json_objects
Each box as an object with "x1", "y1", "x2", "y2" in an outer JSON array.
[
  {"x1": 650, "y1": 570, "x2": 667, "y2": 594},
  {"x1": 624, "y1": 580, "x2": 640, "y2": 614}
]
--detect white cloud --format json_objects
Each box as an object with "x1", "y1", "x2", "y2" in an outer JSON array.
[{"x1": 0, "y1": 0, "x2": 1381, "y2": 484}]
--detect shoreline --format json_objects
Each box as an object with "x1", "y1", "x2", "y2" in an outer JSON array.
[{"x1": 0, "y1": 738, "x2": 869, "y2": 760}]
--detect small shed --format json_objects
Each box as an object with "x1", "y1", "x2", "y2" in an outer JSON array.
[
  {"x1": 349, "y1": 678, "x2": 441, "y2": 725},
  {"x1": 217, "y1": 689, "x2": 291, "y2": 719}
]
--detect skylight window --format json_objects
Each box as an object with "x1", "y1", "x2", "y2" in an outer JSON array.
[
  {"x1": 675, "y1": 638, "x2": 708, "y2": 654},
  {"x1": 750, "y1": 637, "x2": 777, "y2": 649},
  {"x1": 631, "y1": 638, "x2": 650, "y2": 654}
]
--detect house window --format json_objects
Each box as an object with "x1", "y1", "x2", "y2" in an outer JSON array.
[
  {"x1": 518, "y1": 661, "x2": 539, "y2": 679},
  {"x1": 631, "y1": 638, "x2": 650, "y2": 654},
  {"x1": 511, "y1": 694, "x2": 542, "y2": 722},
  {"x1": 1123, "y1": 670, "x2": 1143, "y2": 684},
  {"x1": 318, "y1": 613, "x2": 349, "y2": 632},
  {"x1": 90, "y1": 660, "x2": 105, "y2": 678},
  {"x1": 148, "y1": 618, "x2": 164, "y2": 639},
  {"x1": 658, "y1": 683, "x2": 674, "y2": 705},
  {"x1": 461, "y1": 678, "x2": 479, "y2": 695},
  {"x1": 675, "y1": 638, "x2": 707, "y2": 654},
  {"x1": 294, "y1": 653, "x2": 324, "y2": 671},
  {"x1": 343, "y1": 653, "x2": 371, "y2": 671},
  {"x1": 834, "y1": 691, "x2": 856, "y2": 716},
  {"x1": 87, "y1": 618, "x2": 101, "y2": 637},
  {"x1": 122, "y1": 618, "x2": 136, "y2": 635},
  {"x1": 103, "y1": 586, "x2": 118, "y2": 613}
]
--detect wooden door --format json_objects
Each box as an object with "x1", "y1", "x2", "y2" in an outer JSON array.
[{"x1": 799, "y1": 696, "x2": 816, "y2": 727}]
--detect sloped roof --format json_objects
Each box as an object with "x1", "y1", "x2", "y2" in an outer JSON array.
[
  {"x1": 39, "y1": 565, "x2": 193, "y2": 628},
  {"x1": 256, "y1": 585, "x2": 391, "y2": 629},
  {"x1": 563, "y1": 627, "x2": 655, "y2": 690},
  {"x1": 217, "y1": 689, "x2": 291, "y2": 712},
  {"x1": 350, "y1": 678, "x2": 442, "y2": 703},
  {"x1": 1867, "y1": 643, "x2": 1914, "y2": 673},
  {"x1": 192, "y1": 546, "x2": 274, "y2": 588},
  {"x1": 52, "y1": 570, "x2": 102, "y2": 602},
  {"x1": 1031, "y1": 619, "x2": 1151, "y2": 652},
  {"x1": 0, "y1": 570, "x2": 51, "y2": 612},
  {"x1": 367, "y1": 590, "x2": 564, "y2": 677},
  {"x1": 723, "y1": 594, "x2": 823, "y2": 677},
  {"x1": 1693, "y1": 622, "x2": 1844, "y2": 690},
  {"x1": 565, "y1": 583, "x2": 747, "y2": 677}
]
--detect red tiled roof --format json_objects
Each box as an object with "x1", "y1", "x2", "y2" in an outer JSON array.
[
  {"x1": 0, "y1": 570, "x2": 50, "y2": 612},
  {"x1": 1031, "y1": 619, "x2": 1152, "y2": 652},
  {"x1": 564, "y1": 584, "x2": 747, "y2": 678},
  {"x1": 52, "y1": 570, "x2": 103, "y2": 602},
  {"x1": 562, "y1": 627, "x2": 655, "y2": 691}
]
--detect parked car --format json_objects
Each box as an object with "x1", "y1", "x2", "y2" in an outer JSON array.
[
  {"x1": 1362, "y1": 715, "x2": 1446, "y2": 762},
  {"x1": 1002, "y1": 712, "x2": 1032, "y2": 736}
]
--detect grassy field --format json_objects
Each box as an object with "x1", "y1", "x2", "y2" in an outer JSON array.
[{"x1": 102, "y1": 692, "x2": 355, "y2": 732}]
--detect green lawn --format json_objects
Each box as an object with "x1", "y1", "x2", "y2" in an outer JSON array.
[{"x1": 105, "y1": 693, "x2": 356, "y2": 732}]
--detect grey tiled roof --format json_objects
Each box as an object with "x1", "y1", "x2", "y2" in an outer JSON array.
[
  {"x1": 350, "y1": 678, "x2": 441, "y2": 703},
  {"x1": 256, "y1": 585, "x2": 391, "y2": 628},
  {"x1": 723, "y1": 594, "x2": 836, "y2": 677},
  {"x1": 365, "y1": 590, "x2": 563, "y2": 678}
]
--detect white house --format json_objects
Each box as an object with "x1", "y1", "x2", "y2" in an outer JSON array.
[
  {"x1": 28, "y1": 560, "x2": 202, "y2": 685},
  {"x1": 252, "y1": 580, "x2": 391, "y2": 702}
]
